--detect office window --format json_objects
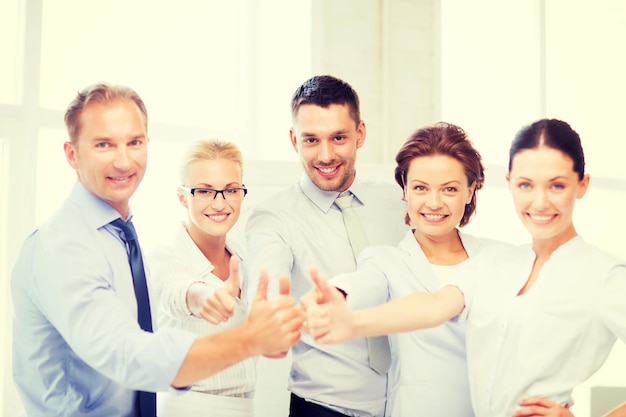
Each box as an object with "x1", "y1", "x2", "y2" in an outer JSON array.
[
  {"x1": 0, "y1": 0, "x2": 23, "y2": 105},
  {"x1": 40, "y1": 1, "x2": 247, "y2": 131}
]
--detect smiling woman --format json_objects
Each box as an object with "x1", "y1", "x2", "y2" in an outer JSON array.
[{"x1": 147, "y1": 139, "x2": 256, "y2": 416}]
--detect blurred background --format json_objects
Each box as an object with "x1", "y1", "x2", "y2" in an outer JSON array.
[{"x1": 2, "y1": 1, "x2": 625, "y2": 416}]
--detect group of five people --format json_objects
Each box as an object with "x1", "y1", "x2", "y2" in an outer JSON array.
[{"x1": 10, "y1": 74, "x2": 626, "y2": 417}]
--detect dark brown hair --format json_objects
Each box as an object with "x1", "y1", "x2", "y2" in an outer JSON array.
[{"x1": 394, "y1": 122, "x2": 484, "y2": 227}]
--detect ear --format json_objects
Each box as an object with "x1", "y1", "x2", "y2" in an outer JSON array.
[
  {"x1": 177, "y1": 187, "x2": 189, "y2": 208},
  {"x1": 64, "y1": 141, "x2": 79, "y2": 170},
  {"x1": 466, "y1": 181, "x2": 477, "y2": 204},
  {"x1": 577, "y1": 174, "x2": 590, "y2": 199},
  {"x1": 289, "y1": 128, "x2": 299, "y2": 153},
  {"x1": 356, "y1": 120, "x2": 366, "y2": 149}
]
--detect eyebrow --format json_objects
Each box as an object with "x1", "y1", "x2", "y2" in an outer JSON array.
[
  {"x1": 409, "y1": 179, "x2": 462, "y2": 185},
  {"x1": 192, "y1": 182, "x2": 242, "y2": 188},
  {"x1": 300, "y1": 129, "x2": 350, "y2": 137},
  {"x1": 515, "y1": 176, "x2": 569, "y2": 182}
]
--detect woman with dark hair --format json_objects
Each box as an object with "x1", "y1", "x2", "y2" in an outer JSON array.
[
  {"x1": 303, "y1": 122, "x2": 508, "y2": 416},
  {"x1": 304, "y1": 118, "x2": 626, "y2": 417}
]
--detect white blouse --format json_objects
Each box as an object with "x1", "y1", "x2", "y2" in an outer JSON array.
[
  {"x1": 147, "y1": 223, "x2": 256, "y2": 397},
  {"x1": 333, "y1": 231, "x2": 508, "y2": 417},
  {"x1": 466, "y1": 236, "x2": 626, "y2": 417}
]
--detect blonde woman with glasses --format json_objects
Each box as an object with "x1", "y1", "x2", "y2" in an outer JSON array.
[{"x1": 148, "y1": 139, "x2": 256, "y2": 417}]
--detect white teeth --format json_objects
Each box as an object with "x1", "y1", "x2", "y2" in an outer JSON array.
[
  {"x1": 208, "y1": 214, "x2": 228, "y2": 221},
  {"x1": 319, "y1": 167, "x2": 336, "y2": 173},
  {"x1": 529, "y1": 214, "x2": 553, "y2": 221},
  {"x1": 423, "y1": 213, "x2": 446, "y2": 220}
]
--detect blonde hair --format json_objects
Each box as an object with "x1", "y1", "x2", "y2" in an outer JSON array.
[{"x1": 179, "y1": 139, "x2": 244, "y2": 185}]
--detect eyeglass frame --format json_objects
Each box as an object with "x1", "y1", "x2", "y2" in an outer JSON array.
[{"x1": 180, "y1": 186, "x2": 248, "y2": 201}]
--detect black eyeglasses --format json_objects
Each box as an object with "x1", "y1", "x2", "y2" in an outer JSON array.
[{"x1": 180, "y1": 186, "x2": 248, "y2": 201}]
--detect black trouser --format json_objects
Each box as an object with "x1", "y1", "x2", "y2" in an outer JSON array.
[{"x1": 289, "y1": 393, "x2": 350, "y2": 417}]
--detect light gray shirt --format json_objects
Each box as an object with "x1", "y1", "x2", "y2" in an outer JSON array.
[{"x1": 245, "y1": 174, "x2": 407, "y2": 417}]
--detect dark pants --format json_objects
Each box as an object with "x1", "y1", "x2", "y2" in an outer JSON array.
[{"x1": 289, "y1": 393, "x2": 350, "y2": 417}]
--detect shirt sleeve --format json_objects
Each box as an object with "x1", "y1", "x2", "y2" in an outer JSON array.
[
  {"x1": 599, "y1": 262, "x2": 626, "y2": 341},
  {"x1": 31, "y1": 232, "x2": 196, "y2": 392},
  {"x1": 245, "y1": 206, "x2": 295, "y2": 302},
  {"x1": 330, "y1": 248, "x2": 389, "y2": 309},
  {"x1": 148, "y1": 248, "x2": 220, "y2": 320}
]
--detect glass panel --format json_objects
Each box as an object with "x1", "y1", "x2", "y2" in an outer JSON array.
[
  {"x1": 253, "y1": 0, "x2": 312, "y2": 160},
  {"x1": 0, "y1": 0, "x2": 24, "y2": 105},
  {"x1": 440, "y1": 0, "x2": 543, "y2": 167},
  {"x1": 36, "y1": 128, "x2": 74, "y2": 225},
  {"x1": 0, "y1": 138, "x2": 9, "y2": 412},
  {"x1": 545, "y1": 0, "x2": 626, "y2": 180},
  {"x1": 39, "y1": 0, "x2": 247, "y2": 131}
]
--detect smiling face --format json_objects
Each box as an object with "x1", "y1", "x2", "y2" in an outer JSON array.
[
  {"x1": 507, "y1": 146, "x2": 589, "y2": 246},
  {"x1": 290, "y1": 103, "x2": 365, "y2": 192},
  {"x1": 405, "y1": 154, "x2": 475, "y2": 240},
  {"x1": 179, "y1": 158, "x2": 244, "y2": 241},
  {"x1": 64, "y1": 99, "x2": 148, "y2": 218}
]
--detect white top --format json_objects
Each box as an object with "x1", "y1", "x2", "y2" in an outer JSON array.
[
  {"x1": 245, "y1": 174, "x2": 408, "y2": 417},
  {"x1": 334, "y1": 230, "x2": 507, "y2": 417},
  {"x1": 466, "y1": 236, "x2": 626, "y2": 417},
  {"x1": 147, "y1": 223, "x2": 256, "y2": 396}
]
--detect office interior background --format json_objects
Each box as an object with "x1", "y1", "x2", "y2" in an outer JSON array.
[{"x1": 1, "y1": 0, "x2": 625, "y2": 416}]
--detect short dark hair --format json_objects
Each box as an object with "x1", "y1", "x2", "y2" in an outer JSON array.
[
  {"x1": 509, "y1": 118, "x2": 585, "y2": 180},
  {"x1": 291, "y1": 75, "x2": 361, "y2": 127},
  {"x1": 394, "y1": 122, "x2": 484, "y2": 227}
]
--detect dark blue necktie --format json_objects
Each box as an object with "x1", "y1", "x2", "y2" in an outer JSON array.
[{"x1": 111, "y1": 218, "x2": 156, "y2": 417}]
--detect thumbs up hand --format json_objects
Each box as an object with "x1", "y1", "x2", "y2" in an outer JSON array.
[
  {"x1": 301, "y1": 267, "x2": 355, "y2": 344},
  {"x1": 195, "y1": 256, "x2": 242, "y2": 324},
  {"x1": 244, "y1": 269, "x2": 302, "y2": 357}
]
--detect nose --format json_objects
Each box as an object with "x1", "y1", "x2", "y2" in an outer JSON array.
[
  {"x1": 318, "y1": 141, "x2": 335, "y2": 163},
  {"x1": 211, "y1": 191, "x2": 227, "y2": 209},
  {"x1": 532, "y1": 188, "x2": 549, "y2": 211},
  {"x1": 426, "y1": 191, "x2": 443, "y2": 209},
  {"x1": 113, "y1": 146, "x2": 131, "y2": 170}
]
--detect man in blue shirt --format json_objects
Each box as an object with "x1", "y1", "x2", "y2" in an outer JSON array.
[{"x1": 11, "y1": 83, "x2": 302, "y2": 417}]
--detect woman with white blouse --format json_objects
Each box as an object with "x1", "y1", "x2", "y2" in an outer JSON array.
[
  {"x1": 304, "y1": 118, "x2": 626, "y2": 417},
  {"x1": 304, "y1": 122, "x2": 509, "y2": 416},
  {"x1": 148, "y1": 139, "x2": 255, "y2": 417}
]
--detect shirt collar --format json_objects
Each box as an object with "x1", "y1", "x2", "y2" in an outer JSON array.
[
  {"x1": 298, "y1": 173, "x2": 366, "y2": 213},
  {"x1": 67, "y1": 181, "x2": 133, "y2": 230},
  {"x1": 176, "y1": 222, "x2": 246, "y2": 275}
]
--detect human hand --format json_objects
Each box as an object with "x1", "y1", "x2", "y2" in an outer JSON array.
[
  {"x1": 303, "y1": 267, "x2": 355, "y2": 344},
  {"x1": 513, "y1": 397, "x2": 573, "y2": 417},
  {"x1": 298, "y1": 279, "x2": 324, "y2": 335},
  {"x1": 198, "y1": 256, "x2": 241, "y2": 324},
  {"x1": 246, "y1": 269, "x2": 301, "y2": 357}
]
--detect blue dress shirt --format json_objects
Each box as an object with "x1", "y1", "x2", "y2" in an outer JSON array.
[{"x1": 11, "y1": 182, "x2": 196, "y2": 417}]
